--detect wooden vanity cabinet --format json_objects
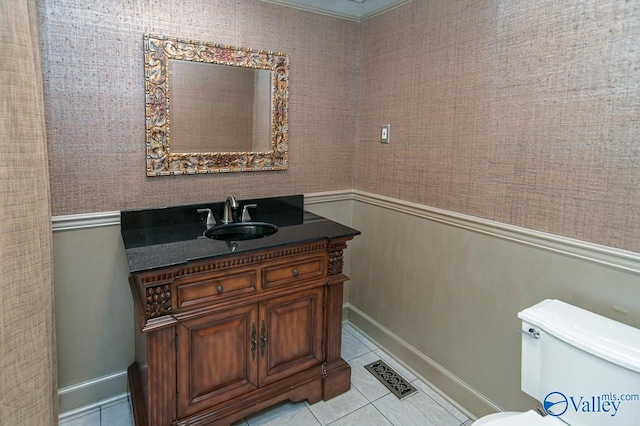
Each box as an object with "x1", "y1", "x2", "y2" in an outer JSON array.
[
  {"x1": 128, "y1": 239, "x2": 353, "y2": 426},
  {"x1": 175, "y1": 287, "x2": 324, "y2": 419}
]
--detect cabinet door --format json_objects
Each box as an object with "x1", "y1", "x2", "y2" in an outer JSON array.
[
  {"x1": 258, "y1": 286, "x2": 324, "y2": 387},
  {"x1": 176, "y1": 304, "x2": 259, "y2": 418}
]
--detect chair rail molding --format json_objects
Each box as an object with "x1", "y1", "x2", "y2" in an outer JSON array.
[
  {"x1": 351, "y1": 190, "x2": 640, "y2": 276},
  {"x1": 52, "y1": 211, "x2": 120, "y2": 231},
  {"x1": 50, "y1": 189, "x2": 640, "y2": 275}
]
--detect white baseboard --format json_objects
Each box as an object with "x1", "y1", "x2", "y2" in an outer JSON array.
[
  {"x1": 58, "y1": 370, "x2": 128, "y2": 414},
  {"x1": 345, "y1": 303, "x2": 496, "y2": 418},
  {"x1": 59, "y1": 392, "x2": 130, "y2": 421}
]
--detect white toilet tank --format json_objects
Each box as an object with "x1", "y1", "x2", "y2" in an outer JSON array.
[{"x1": 518, "y1": 299, "x2": 640, "y2": 425}]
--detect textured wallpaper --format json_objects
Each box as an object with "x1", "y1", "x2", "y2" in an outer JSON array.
[
  {"x1": 40, "y1": 0, "x2": 639, "y2": 252},
  {"x1": 357, "y1": 0, "x2": 639, "y2": 252},
  {"x1": 39, "y1": 0, "x2": 358, "y2": 215}
]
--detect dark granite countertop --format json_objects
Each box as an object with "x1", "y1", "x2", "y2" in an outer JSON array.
[{"x1": 121, "y1": 195, "x2": 360, "y2": 273}]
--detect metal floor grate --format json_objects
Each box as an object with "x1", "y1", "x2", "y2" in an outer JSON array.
[{"x1": 364, "y1": 360, "x2": 418, "y2": 400}]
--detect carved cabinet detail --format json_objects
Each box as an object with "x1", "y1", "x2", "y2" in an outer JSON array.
[{"x1": 128, "y1": 240, "x2": 353, "y2": 426}]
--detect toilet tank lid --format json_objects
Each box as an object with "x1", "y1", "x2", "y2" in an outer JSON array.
[{"x1": 518, "y1": 299, "x2": 640, "y2": 374}]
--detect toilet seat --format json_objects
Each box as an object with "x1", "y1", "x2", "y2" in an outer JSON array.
[{"x1": 472, "y1": 409, "x2": 565, "y2": 425}]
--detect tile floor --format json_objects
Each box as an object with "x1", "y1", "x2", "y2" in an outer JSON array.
[
  {"x1": 60, "y1": 324, "x2": 474, "y2": 426},
  {"x1": 58, "y1": 396, "x2": 133, "y2": 426}
]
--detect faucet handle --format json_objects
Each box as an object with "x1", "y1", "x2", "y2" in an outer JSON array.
[
  {"x1": 222, "y1": 196, "x2": 239, "y2": 224},
  {"x1": 197, "y1": 208, "x2": 216, "y2": 227},
  {"x1": 241, "y1": 204, "x2": 257, "y2": 222}
]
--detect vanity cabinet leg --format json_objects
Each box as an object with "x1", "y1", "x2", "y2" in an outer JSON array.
[
  {"x1": 323, "y1": 273, "x2": 351, "y2": 400},
  {"x1": 128, "y1": 362, "x2": 147, "y2": 426},
  {"x1": 322, "y1": 361, "x2": 351, "y2": 400},
  {"x1": 324, "y1": 280, "x2": 344, "y2": 363},
  {"x1": 148, "y1": 327, "x2": 176, "y2": 425},
  {"x1": 130, "y1": 326, "x2": 176, "y2": 426}
]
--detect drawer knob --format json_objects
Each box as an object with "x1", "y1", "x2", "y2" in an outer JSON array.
[
  {"x1": 292, "y1": 269, "x2": 299, "y2": 277},
  {"x1": 217, "y1": 285, "x2": 224, "y2": 294}
]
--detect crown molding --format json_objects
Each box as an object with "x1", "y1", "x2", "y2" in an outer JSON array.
[{"x1": 260, "y1": 0, "x2": 413, "y2": 22}]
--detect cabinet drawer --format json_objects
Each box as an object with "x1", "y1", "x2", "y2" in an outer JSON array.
[
  {"x1": 262, "y1": 254, "x2": 327, "y2": 289},
  {"x1": 174, "y1": 269, "x2": 257, "y2": 310}
]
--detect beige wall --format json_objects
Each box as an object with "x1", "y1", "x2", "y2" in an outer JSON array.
[
  {"x1": 53, "y1": 224, "x2": 133, "y2": 412},
  {"x1": 346, "y1": 194, "x2": 640, "y2": 417},
  {"x1": 357, "y1": 0, "x2": 639, "y2": 252},
  {"x1": 39, "y1": 0, "x2": 358, "y2": 215},
  {"x1": 51, "y1": 194, "x2": 640, "y2": 417},
  {"x1": 304, "y1": 194, "x2": 356, "y2": 303}
]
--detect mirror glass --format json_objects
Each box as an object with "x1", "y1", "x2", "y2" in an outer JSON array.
[
  {"x1": 144, "y1": 34, "x2": 289, "y2": 176},
  {"x1": 170, "y1": 61, "x2": 272, "y2": 153}
]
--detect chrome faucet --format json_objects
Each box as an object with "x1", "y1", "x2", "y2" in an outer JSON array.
[
  {"x1": 241, "y1": 204, "x2": 257, "y2": 222},
  {"x1": 222, "y1": 196, "x2": 239, "y2": 224},
  {"x1": 197, "y1": 208, "x2": 216, "y2": 228}
]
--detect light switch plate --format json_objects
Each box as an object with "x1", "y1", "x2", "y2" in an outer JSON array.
[{"x1": 381, "y1": 124, "x2": 390, "y2": 144}]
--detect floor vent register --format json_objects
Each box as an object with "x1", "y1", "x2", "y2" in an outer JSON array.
[{"x1": 364, "y1": 360, "x2": 418, "y2": 400}]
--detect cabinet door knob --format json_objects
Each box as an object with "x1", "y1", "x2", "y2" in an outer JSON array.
[
  {"x1": 251, "y1": 322, "x2": 257, "y2": 360},
  {"x1": 292, "y1": 269, "x2": 299, "y2": 277},
  {"x1": 217, "y1": 285, "x2": 224, "y2": 294},
  {"x1": 260, "y1": 319, "x2": 267, "y2": 356}
]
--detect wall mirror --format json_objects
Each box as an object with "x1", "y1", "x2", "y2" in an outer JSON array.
[{"x1": 144, "y1": 34, "x2": 289, "y2": 176}]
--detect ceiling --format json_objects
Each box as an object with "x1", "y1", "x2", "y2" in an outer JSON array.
[{"x1": 260, "y1": 0, "x2": 412, "y2": 21}]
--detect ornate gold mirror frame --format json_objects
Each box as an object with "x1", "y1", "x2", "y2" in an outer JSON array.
[{"x1": 144, "y1": 34, "x2": 289, "y2": 176}]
